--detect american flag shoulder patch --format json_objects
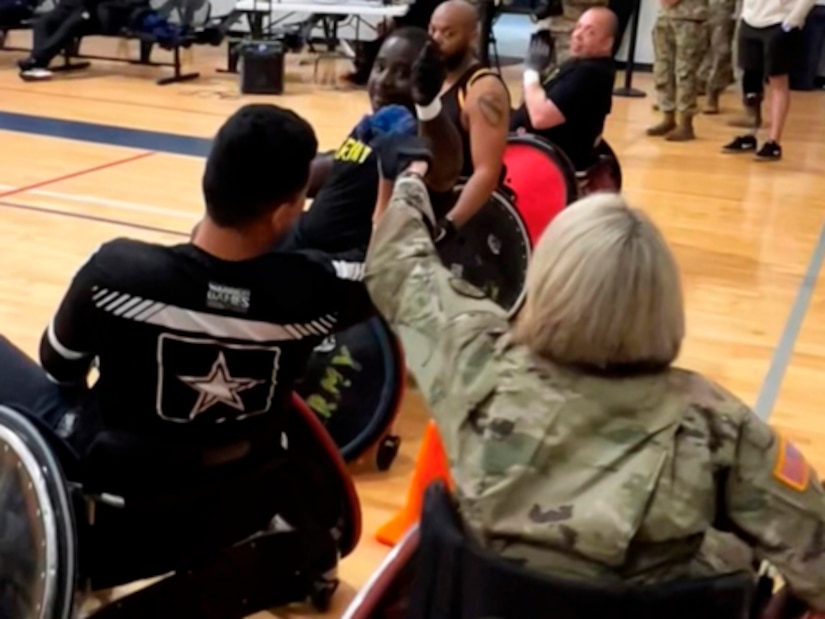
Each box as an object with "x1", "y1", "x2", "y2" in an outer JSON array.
[{"x1": 772, "y1": 435, "x2": 811, "y2": 492}]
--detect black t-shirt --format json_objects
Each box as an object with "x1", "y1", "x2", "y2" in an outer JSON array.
[
  {"x1": 290, "y1": 127, "x2": 380, "y2": 255},
  {"x1": 39, "y1": 238, "x2": 372, "y2": 449},
  {"x1": 510, "y1": 57, "x2": 616, "y2": 171}
]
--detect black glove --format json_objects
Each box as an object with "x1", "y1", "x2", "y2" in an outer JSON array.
[
  {"x1": 372, "y1": 133, "x2": 433, "y2": 181},
  {"x1": 532, "y1": 0, "x2": 563, "y2": 19},
  {"x1": 412, "y1": 39, "x2": 446, "y2": 107},
  {"x1": 433, "y1": 217, "x2": 457, "y2": 244},
  {"x1": 525, "y1": 31, "x2": 555, "y2": 74}
]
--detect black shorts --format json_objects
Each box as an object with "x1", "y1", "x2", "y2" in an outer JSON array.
[{"x1": 738, "y1": 20, "x2": 802, "y2": 77}]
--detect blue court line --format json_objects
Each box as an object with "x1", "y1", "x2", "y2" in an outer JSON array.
[
  {"x1": 754, "y1": 223, "x2": 825, "y2": 420},
  {"x1": 0, "y1": 111, "x2": 212, "y2": 158}
]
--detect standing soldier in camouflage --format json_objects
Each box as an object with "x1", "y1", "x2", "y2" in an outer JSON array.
[
  {"x1": 698, "y1": 0, "x2": 736, "y2": 113},
  {"x1": 647, "y1": 0, "x2": 710, "y2": 140},
  {"x1": 364, "y1": 136, "x2": 825, "y2": 612},
  {"x1": 534, "y1": 0, "x2": 609, "y2": 66}
]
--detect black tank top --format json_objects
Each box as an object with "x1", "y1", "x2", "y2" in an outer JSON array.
[{"x1": 440, "y1": 62, "x2": 503, "y2": 179}]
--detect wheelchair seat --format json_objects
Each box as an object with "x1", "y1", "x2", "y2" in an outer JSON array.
[
  {"x1": 342, "y1": 480, "x2": 758, "y2": 619},
  {"x1": 0, "y1": 393, "x2": 361, "y2": 618}
]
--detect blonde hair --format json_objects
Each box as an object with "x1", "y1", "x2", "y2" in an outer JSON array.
[{"x1": 511, "y1": 192, "x2": 685, "y2": 369}]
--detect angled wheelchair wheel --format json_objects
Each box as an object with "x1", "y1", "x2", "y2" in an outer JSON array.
[
  {"x1": 501, "y1": 133, "x2": 579, "y2": 246},
  {"x1": 0, "y1": 405, "x2": 77, "y2": 619},
  {"x1": 341, "y1": 524, "x2": 420, "y2": 619},
  {"x1": 587, "y1": 138, "x2": 623, "y2": 193},
  {"x1": 294, "y1": 315, "x2": 405, "y2": 470},
  {"x1": 286, "y1": 393, "x2": 363, "y2": 559},
  {"x1": 436, "y1": 186, "x2": 531, "y2": 318}
]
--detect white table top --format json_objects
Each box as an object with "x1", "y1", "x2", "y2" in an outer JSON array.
[{"x1": 234, "y1": 0, "x2": 409, "y2": 16}]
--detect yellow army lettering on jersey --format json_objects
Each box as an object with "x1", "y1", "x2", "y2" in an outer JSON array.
[{"x1": 334, "y1": 137, "x2": 372, "y2": 164}]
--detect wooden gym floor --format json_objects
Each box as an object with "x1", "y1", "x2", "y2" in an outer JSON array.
[{"x1": 1, "y1": 33, "x2": 824, "y2": 617}]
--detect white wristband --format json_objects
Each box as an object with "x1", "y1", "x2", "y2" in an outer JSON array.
[
  {"x1": 524, "y1": 69, "x2": 540, "y2": 87},
  {"x1": 415, "y1": 97, "x2": 442, "y2": 122}
]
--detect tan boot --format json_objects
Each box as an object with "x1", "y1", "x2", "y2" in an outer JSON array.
[
  {"x1": 665, "y1": 113, "x2": 696, "y2": 141},
  {"x1": 646, "y1": 112, "x2": 676, "y2": 136},
  {"x1": 703, "y1": 90, "x2": 720, "y2": 114}
]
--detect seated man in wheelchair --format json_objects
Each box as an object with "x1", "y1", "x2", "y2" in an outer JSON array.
[
  {"x1": 358, "y1": 139, "x2": 825, "y2": 617},
  {"x1": 511, "y1": 7, "x2": 617, "y2": 174},
  {"x1": 277, "y1": 26, "x2": 463, "y2": 259},
  {"x1": 0, "y1": 104, "x2": 373, "y2": 616}
]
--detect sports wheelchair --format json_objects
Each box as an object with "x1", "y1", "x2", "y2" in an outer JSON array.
[
  {"x1": 0, "y1": 393, "x2": 361, "y2": 618},
  {"x1": 295, "y1": 314, "x2": 406, "y2": 472},
  {"x1": 436, "y1": 132, "x2": 623, "y2": 317},
  {"x1": 341, "y1": 480, "x2": 799, "y2": 619}
]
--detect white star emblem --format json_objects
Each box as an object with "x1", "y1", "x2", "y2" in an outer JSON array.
[{"x1": 177, "y1": 352, "x2": 264, "y2": 419}]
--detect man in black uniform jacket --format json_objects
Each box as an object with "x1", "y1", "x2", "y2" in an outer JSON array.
[
  {"x1": 511, "y1": 7, "x2": 617, "y2": 172},
  {"x1": 0, "y1": 104, "x2": 373, "y2": 456},
  {"x1": 279, "y1": 26, "x2": 463, "y2": 257}
]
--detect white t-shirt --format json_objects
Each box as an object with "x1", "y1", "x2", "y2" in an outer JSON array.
[{"x1": 741, "y1": 0, "x2": 816, "y2": 27}]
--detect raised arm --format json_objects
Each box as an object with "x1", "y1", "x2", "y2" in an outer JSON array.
[
  {"x1": 445, "y1": 75, "x2": 509, "y2": 227},
  {"x1": 364, "y1": 167, "x2": 510, "y2": 423},
  {"x1": 522, "y1": 35, "x2": 565, "y2": 130},
  {"x1": 412, "y1": 40, "x2": 463, "y2": 193}
]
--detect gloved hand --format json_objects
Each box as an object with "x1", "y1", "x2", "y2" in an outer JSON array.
[
  {"x1": 532, "y1": 0, "x2": 563, "y2": 20},
  {"x1": 412, "y1": 39, "x2": 445, "y2": 107},
  {"x1": 433, "y1": 217, "x2": 457, "y2": 244},
  {"x1": 525, "y1": 31, "x2": 555, "y2": 75},
  {"x1": 353, "y1": 104, "x2": 417, "y2": 144},
  {"x1": 372, "y1": 133, "x2": 432, "y2": 181}
]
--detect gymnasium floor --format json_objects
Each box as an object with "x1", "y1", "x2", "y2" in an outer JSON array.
[{"x1": 1, "y1": 32, "x2": 825, "y2": 618}]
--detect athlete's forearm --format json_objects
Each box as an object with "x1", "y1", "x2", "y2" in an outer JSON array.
[{"x1": 447, "y1": 165, "x2": 499, "y2": 227}]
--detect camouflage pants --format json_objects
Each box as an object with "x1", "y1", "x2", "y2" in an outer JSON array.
[
  {"x1": 697, "y1": 14, "x2": 736, "y2": 93},
  {"x1": 534, "y1": 0, "x2": 608, "y2": 65},
  {"x1": 653, "y1": 16, "x2": 709, "y2": 115}
]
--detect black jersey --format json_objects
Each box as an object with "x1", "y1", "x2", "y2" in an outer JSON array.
[
  {"x1": 510, "y1": 57, "x2": 615, "y2": 171},
  {"x1": 39, "y1": 238, "x2": 372, "y2": 448},
  {"x1": 440, "y1": 63, "x2": 503, "y2": 179},
  {"x1": 289, "y1": 127, "x2": 380, "y2": 255}
]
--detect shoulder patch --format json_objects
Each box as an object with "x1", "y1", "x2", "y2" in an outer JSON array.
[
  {"x1": 449, "y1": 277, "x2": 486, "y2": 299},
  {"x1": 772, "y1": 435, "x2": 811, "y2": 492}
]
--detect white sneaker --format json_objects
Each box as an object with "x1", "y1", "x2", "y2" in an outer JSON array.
[{"x1": 20, "y1": 67, "x2": 53, "y2": 81}]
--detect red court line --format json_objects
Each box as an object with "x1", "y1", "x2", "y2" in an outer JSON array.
[{"x1": 0, "y1": 150, "x2": 155, "y2": 199}]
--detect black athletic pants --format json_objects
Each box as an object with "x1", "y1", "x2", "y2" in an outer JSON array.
[{"x1": 0, "y1": 335, "x2": 86, "y2": 431}]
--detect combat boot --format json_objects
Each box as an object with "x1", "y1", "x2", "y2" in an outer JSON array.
[
  {"x1": 704, "y1": 90, "x2": 721, "y2": 114},
  {"x1": 665, "y1": 113, "x2": 695, "y2": 141},
  {"x1": 646, "y1": 112, "x2": 676, "y2": 136}
]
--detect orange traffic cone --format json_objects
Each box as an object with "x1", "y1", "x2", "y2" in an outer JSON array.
[{"x1": 375, "y1": 420, "x2": 453, "y2": 546}]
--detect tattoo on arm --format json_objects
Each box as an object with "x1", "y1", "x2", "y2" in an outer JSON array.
[{"x1": 477, "y1": 89, "x2": 508, "y2": 128}]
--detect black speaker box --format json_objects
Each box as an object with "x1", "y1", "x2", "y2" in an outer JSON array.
[{"x1": 239, "y1": 40, "x2": 286, "y2": 95}]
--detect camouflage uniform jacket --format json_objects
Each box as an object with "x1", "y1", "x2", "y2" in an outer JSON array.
[
  {"x1": 363, "y1": 174, "x2": 825, "y2": 611},
  {"x1": 659, "y1": 0, "x2": 710, "y2": 22}
]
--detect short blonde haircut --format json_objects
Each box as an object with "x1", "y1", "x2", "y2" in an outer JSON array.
[{"x1": 511, "y1": 192, "x2": 685, "y2": 368}]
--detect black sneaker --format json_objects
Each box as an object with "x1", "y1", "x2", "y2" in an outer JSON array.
[
  {"x1": 755, "y1": 140, "x2": 782, "y2": 161},
  {"x1": 722, "y1": 135, "x2": 757, "y2": 153}
]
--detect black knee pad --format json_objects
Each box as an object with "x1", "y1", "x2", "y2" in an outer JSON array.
[{"x1": 742, "y1": 70, "x2": 764, "y2": 106}]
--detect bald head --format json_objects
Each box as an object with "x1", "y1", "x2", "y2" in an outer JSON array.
[
  {"x1": 429, "y1": 0, "x2": 480, "y2": 70},
  {"x1": 431, "y1": 0, "x2": 478, "y2": 32},
  {"x1": 570, "y1": 6, "x2": 617, "y2": 58}
]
